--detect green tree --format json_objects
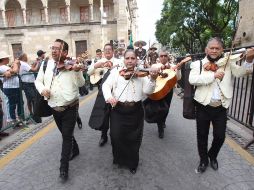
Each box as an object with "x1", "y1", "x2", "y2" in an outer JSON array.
[{"x1": 155, "y1": 0, "x2": 238, "y2": 54}]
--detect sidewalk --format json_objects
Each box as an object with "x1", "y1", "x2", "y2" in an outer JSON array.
[{"x1": 0, "y1": 91, "x2": 253, "y2": 190}]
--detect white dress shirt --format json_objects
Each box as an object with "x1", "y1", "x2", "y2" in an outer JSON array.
[
  {"x1": 87, "y1": 57, "x2": 123, "y2": 77},
  {"x1": 102, "y1": 67, "x2": 156, "y2": 102},
  {"x1": 189, "y1": 56, "x2": 253, "y2": 108},
  {"x1": 19, "y1": 61, "x2": 35, "y2": 83},
  {"x1": 34, "y1": 59, "x2": 86, "y2": 107},
  {"x1": 0, "y1": 65, "x2": 19, "y2": 88}
]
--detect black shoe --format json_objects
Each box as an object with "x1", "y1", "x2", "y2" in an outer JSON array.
[
  {"x1": 210, "y1": 158, "x2": 218, "y2": 170},
  {"x1": 99, "y1": 137, "x2": 108, "y2": 147},
  {"x1": 59, "y1": 169, "x2": 68, "y2": 182},
  {"x1": 69, "y1": 149, "x2": 79, "y2": 161},
  {"x1": 195, "y1": 162, "x2": 208, "y2": 173},
  {"x1": 0, "y1": 132, "x2": 9, "y2": 137},
  {"x1": 77, "y1": 121, "x2": 82, "y2": 129},
  {"x1": 32, "y1": 115, "x2": 42, "y2": 123},
  {"x1": 129, "y1": 168, "x2": 137, "y2": 174},
  {"x1": 158, "y1": 128, "x2": 164, "y2": 139}
]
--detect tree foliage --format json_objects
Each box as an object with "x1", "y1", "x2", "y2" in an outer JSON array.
[{"x1": 155, "y1": 0, "x2": 238, "y2": 54}]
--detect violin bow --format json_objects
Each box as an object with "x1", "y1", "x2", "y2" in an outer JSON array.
[
  {"x1": 113, "y1": 42, "x2": 157, "y2": 106},
  {"x1": 223, "y1": 16, "x2": 242, "y2": 71}
]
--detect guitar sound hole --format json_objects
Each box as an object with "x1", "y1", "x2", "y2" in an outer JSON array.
[
  {"x1": 161, "y1": 73, "x2": 168, "y2": 78},
  {"x1": 100, "y1": 71, "x2": 104, "y2": 75}
]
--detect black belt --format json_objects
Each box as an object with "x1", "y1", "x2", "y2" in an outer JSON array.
[
  {"x1": 117, "y1": 101, "x2": 141, "y2": 107},
  {"x1": 52, "y1": 99, "x2": 79, "y2": 112}
]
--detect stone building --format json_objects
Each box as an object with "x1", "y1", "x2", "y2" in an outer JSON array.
[
  {"x1": 0, "y1": 0, "x2": 138, "y2": 61},
  {"x1": 235, "y1": 0, "x2": 254, "y2": 47}
]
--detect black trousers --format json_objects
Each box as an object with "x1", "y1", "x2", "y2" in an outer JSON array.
[
  {"x1": 196, "y1": 102, "x2": 227, "y2": 163},
  {"x1": 157, "y1": 89, "x2": 173, "y2": 127},
  {"x1": 101, "y1": 104, "x2": 111, "y2": 138},
  {"x1": 52, "y1": 104, "x2": 79, "y2": 170}
]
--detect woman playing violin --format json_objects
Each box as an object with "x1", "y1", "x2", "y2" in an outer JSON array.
[{"x1": 102, "y1": 49, "x2": 159, "y2": 174}]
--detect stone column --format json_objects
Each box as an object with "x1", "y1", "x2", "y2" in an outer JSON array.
[
  {"x1": 1, "y1": 9, "x2": 6, "y2": 27},
  {"x1": 89, "y1": 0, "x2": 94, "y2": 21},
  {"x1": 66, "y1": 5, "x2": 70, "y2": 23},
  {"x1": 100, "y1": 0, "x2": 104, "y2": 46},
  {"x1": 22, "y1": 8, "x2": 27, "y2": 25},
  {"x1": 44, "y1": 6, "x2": 49, "y2": 24}
]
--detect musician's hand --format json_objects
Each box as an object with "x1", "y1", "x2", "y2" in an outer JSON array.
[
  {"x1": 107, "y1": 97, "x2": 118, "y2": 107},
  {"x1": 3, "y1": 70, "x2": 12, "y2": 78},
  {"x1": 94, "y1": 61, "x2": 104, "y2": 69},
  {"x1": 171, "y1": 65, "x2": 179, "y2": 71},
  {"x1": 104, "y1": 61, "x2": 113, "y2": 68},
  {"x1": 214, "y1": 71, "x2": 225, "y2": 80},
  {"x1": 72, "y1": 64, "x2": 83, "y2": 71},
  {"x1": 41, "y1": 89, "x2": 51, "y2": 99},
  {"x1": 246, "y1": 47, "x2": 254, "y2": 63}
]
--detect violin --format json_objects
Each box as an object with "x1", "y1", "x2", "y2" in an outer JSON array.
[
  {"x1": 119, "y1": 68, "x2": 148, "y2": 80},
  {"x1": 204, "y1": 62, "x2": 219, "y2": 72},
  {"x1": 119, "y1": 67, "x2": 167, "y2": 80},
  {"x1": 56, "y1": 52, "x2": 89, "y2": 71}
]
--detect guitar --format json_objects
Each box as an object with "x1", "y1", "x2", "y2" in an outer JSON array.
[
  {"x1": 89, "y1": 60, "x2": 114, "y2": 84},
  {"x1": 148, "y1": 56, "x2": 192, "y2": 100},
  {"x1": 90, "y1": 68, "x2": 106, "y2": 84}
]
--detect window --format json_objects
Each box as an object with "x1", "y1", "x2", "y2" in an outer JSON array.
[
  {"x1": 103, "y1": 5, "x2": 109, "y2": 18},
  {"x1": 75, "y1": 41, "x2": 87, "y2": 58},
  {"x1": 26, "y1": 9, "x2": 32, "y2": 24},
  {"x1": 6, "y1": 10, "x2": 15, "y2": 27},
  {"x1": 80, "y1": 6, "x2": 89, "y2": 22},
  {"x1": 40, "y1": 9, "x2": 45, "y2": 22},
  {"x1": 60, "y1": 7, "x2": 68, "y2": 22},
  {"x1": 12, "y1": 43, "x2": 22, "y2": 59}
]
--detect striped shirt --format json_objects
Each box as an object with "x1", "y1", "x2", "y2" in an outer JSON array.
[{"x1": 0, "y1": 65, "x2": 19, "y2": 88}]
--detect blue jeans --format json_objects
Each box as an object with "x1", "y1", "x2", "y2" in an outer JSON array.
[{"x1": 3, "y1": 88, "x2": 22, "y2": 120}]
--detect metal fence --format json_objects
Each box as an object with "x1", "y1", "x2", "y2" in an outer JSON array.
[{"x1": 0, "y1": 72, "x2": 40, "y2": 132}]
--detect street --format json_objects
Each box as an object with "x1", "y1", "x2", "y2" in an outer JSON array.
[{"x1": 0, "y1": 90, "x2": 254, "y2": 190}]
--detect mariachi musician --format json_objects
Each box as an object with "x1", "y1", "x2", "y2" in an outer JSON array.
[
  {"x1": 189, "y1": 37, "x2": 254, "y2": 174},
  {"x1": 134, "y1": 40, "x2": 147, "y2": 60},
  {"x1": 148, "y1": 46, "x2": 159, "y2": 65},
  {"x1": 88, "y1": 43, "x2": 122, "y2": 147},
  {"x1": 102, "y1": 49, "x2": 159, "y2": 174},
  {"x1": 144, "y1": 49, "x2": 181, "y2": 139},
  {"x1": 35, "y1": 39, "x2": 85, "y2": 181}
]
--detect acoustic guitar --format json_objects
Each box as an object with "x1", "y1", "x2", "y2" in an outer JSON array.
[
  {"x1": 90, "y1": 68, "x2": 106, "y2": 84},
  {"x1": 148, "y1": 56, "x2": 192, "y2": 100}
]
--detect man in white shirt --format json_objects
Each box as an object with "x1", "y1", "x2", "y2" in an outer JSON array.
[
  {"x1": 149, "y1": 50, "x2": 181, "y2": 138},
  {"x1": 189, "y1": 37, "x2": 254, "y2": 174},
  {"x1": 35, "y1": 39, "x2": 85, "y2": 181},
  {"x1": 19, "y1": 53, "x2": 41, "y2": 123},
  {"x1": 88, "y1": 43, "x2": 122, "y2": 147}
]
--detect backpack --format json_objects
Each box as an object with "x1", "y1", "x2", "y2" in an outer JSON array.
[
  {"x1": 183, "y1": 60, "x2": 202, "y2": 119},
  {"x1": 33, "y1": 58, "x2": 52, "y2": 117}
]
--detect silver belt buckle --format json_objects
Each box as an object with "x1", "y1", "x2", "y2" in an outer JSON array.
[
  {"x1": 53, "y1": 106, "x2": 66, "y2": 112},
  {"x1": 209, "y1": 99, "x2": 222, "y2": 107}
]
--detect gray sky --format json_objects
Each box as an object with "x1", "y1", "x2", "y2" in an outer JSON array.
[{"x1": 136, "y1": 0, "x2": 164, "y2": 47}]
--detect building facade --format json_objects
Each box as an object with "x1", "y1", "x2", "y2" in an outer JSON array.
[
  {"x1": 235, "y1": 0, "x2": 254, "y2": 47},
  {"x1": 0, "y1": 0, "x2": 138, "y2": 61}
]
